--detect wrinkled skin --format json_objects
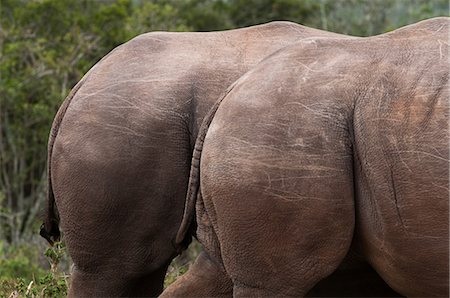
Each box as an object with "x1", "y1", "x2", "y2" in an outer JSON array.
[
  {"x1": 164, "y1": 18, "x2": 449, "y2": 297},
  {"x1": 43, "y1": 22, "x2": 359, "y2": 297}
]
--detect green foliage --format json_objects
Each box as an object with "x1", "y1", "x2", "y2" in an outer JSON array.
[
  {"x1": 321, "y1": 0, "x2": 449, "y2": 36},
  {"x1": 38, "y1": 272, "x2": 68, "y2": 297},
  {"x1": 226, "y1": 0, "x2": 321, "y2": 27},
  {"x1": 129, "y1": 1, "x2": 192, "y2": 32},
  {"x1": 0, "y1": 241, "x2": 44, "y2": 280},
  {"x1": 0, "y1": 240, "x2": 69, "y2": 297},
  {"x1": 164, "y1": 265, "x2": 188, "y2": 289},
  {"x1": 1, "y1": 272, "x2": 68, "y2": 298},
  {"x1": 5, "y1": 273, "x2": 67, "y2": 298},
  {"x1": 44, "y1": 242, "x2": 66, "y2": 274},
  {"x1": 176, "y1": 0, "x2": 233, "y2": 31},
  {"x1": 164, "y1": 239, "x2": 202, "y2": 289}
]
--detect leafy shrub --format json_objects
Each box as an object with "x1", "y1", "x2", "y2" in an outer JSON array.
[
  {"x1": 0, "y1": 241, "x2": 45, "y2": 281},
  {"x1": 164, "y1": 240, "x2": 202, "y2": 289},
  {"x1": 0, "y1": 241, "x2": 68, "y2": 297}
]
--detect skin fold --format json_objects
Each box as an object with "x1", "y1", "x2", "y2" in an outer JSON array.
[
  {"x1": 164, "y1": 17, "x2": 449, "y2": 297},
  {"x1": 42, "y1": 22, "x2": 363, "y2": 296}
]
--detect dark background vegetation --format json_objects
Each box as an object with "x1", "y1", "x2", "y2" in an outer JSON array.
[{"x1": 1, "y1": 0, "x2": 448, "y2": 296}]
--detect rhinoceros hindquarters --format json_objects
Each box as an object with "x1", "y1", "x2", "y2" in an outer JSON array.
[{"x1": 197, "y1": 56, "x2": 356, "y2": 295}]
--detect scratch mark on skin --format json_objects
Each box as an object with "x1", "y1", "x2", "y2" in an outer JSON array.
[
  {"x1": 104, "y1": 124, "x2": 145, "y2": 137},
  {"x1": 228, "y1": 157, "x2": 345, "y2": 172},
  {"x1": 295, "y1": 60, "x2": 319, "y2": 73},
  {"x1": 98, "y1": 102, "x2": 157, "y2": 120},
  {"x1": 422, "y1": 144, "x2": 446, "y2": 157},
  {"x1": 406, "y1": 231, "x2": 446, "y2": 239},
  {"x1": 432, "y1": 182, "x2": 449, "y2": 192},
  {"x1": 389, "y1": 169, "x2": 408, "y2": 232},
  {"x1": 268, "y1": 175, "x2": 341, "y2": 181},
  {"x1": 433, "y1": 25, "x2": 445, "y2": 34},
  {"x1": 143, "y1": 36, "x2": 166, "y2": 43},
  {"x1": 255, "y1": 28, "x2": 266, "y2": 39},
  {"x1": 284, "y1": 102, "x2": 332, "y2": 120},
  {"x1": 227, "y1": 136, "x2": 285, "y2": 153},
  {"x1": 398, "y1": 150, "x2": 450, "y2": 162},
  {"x1": 262, "y1": 190, "x2": 338, "y2": 203},
  {"x1": 438, "y1": 40, "x2": 444, "y2": 60},
  {"x1": 264, "y1": 170, "x2": 272, "y2": 190},
  {"x1": 370, "y1": 117, "x2": 402, "y2": 122},
  {"x1": 390, "y1": 138, "x2": 413, "y2": 173},
  {"x1": 79, "y1": 79, "x2": 182, "y2": 97},
  {"x1": 399, "y1": 158, "x2": 413, "y2": 173},
  {"x1": 79, "y1": 77, "x2": 216, "y2": 100},
  {"x1": 437, "y1": 39, "x2": 449, "y2": 46},
  {"x1": 299, "y1": 38, "x2": 319, "y2": 49}
]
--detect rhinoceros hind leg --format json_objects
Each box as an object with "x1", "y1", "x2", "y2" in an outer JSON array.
[
  {"x1": 68, "y1": 265, "x2": 168, "y2": 297},
  {"x1": 160, "y1": 251, "x2": 233, "y2": 297}
]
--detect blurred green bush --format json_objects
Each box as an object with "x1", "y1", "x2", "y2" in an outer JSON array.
[{"x1": 0, "y1": 240, "x2": 69, "y2": 297}]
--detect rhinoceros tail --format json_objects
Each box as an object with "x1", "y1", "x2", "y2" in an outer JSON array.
[
  {"x1": 40, "y1": 78, "x2": 85, "y2": 246},
  {"x1": 174, "y1": 80, "x2": 240, "y2": 252}
]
